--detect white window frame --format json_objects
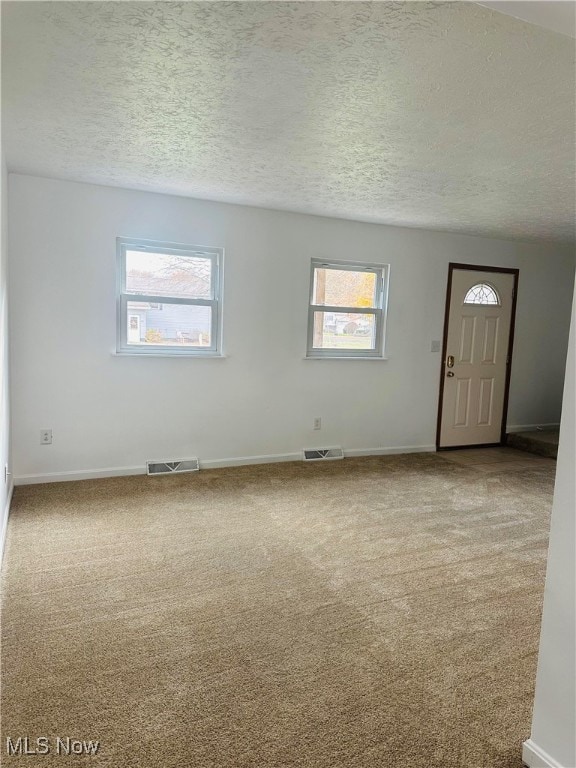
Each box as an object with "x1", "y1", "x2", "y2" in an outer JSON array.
[
  {"x1": 116, "y1": 237, "x2": 224, "y2": 357},
  {"x1": 306, "y1": 258, "x2": 389, "y2": 359}
]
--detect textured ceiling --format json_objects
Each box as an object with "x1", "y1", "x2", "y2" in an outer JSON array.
[
  {"x1": 477, "y1": 1, "x2": 576, "y2": 38},
  {"x1": 2, "y1": 1, "x2": 575, "y2": 242}
]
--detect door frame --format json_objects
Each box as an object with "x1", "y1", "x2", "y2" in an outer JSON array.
[{"x1": 435, "y1": 263, "x2": 519, "y2": 451}]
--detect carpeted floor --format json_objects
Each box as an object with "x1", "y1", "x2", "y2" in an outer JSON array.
[{"x1": 1, "y1": 450, "x2": 556, "y2": 767}]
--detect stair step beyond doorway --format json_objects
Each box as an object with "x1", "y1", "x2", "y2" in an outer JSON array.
[{"x1": 506, "y1": 429, "x2": 559, "y2": 459}]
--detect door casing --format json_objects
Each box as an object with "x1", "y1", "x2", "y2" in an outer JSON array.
[{"x1": 436, "y1": 263, "x2": 519, "y2": 451}]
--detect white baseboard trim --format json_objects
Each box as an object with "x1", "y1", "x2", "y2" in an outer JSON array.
[
  {"x1": 1, "y1": 481, "x2": 14, "y2": 569},
  {"x1": 345, "y1": 445, "x2": 436, "y2": 457},
  {"x1": 15, "y1": 465, "x2": 147, "y2": 485},
  {"x1": 522, "y1": 739, "x2": 564, "y2": 768},
  {"x1": 14, "y1": 445, "x2": 437, "y2": 485},
  {"x1": 506, "y1": 423, "x2": 560, "y2": 434},
  {"x1": 200, "y1": 452, "x2": 302, "y2": 469}
]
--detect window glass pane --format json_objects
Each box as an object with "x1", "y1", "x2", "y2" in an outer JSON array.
[
  {"x1": 313, "y1": 268, "x2": 377, "y2": 308},
  {"x1": 463, "y1": 283, "x2": 500, "y2": 305},
  {"x1": 125, "y1": 250, "x2": 212, "y2": 299},
  {"x1": 312, "y1": 311, "x2": 376, "y2": 350},
  {"x1": 126, "y1": 302, "x2": 212, "y2": 348}
]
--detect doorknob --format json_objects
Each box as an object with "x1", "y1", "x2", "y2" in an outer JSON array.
[
  {"x1": 446, "y1": 355, "x2": 454, "y2": 368},
  {"x1": 446, "y1": 371, "x2": 454, "y2": 377}
]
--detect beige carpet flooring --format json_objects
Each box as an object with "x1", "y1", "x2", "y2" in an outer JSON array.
[{"x1": 1, "y1": 450, "x2": 556, "y2": 767}]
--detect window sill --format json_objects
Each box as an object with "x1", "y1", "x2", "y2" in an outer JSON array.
[
  {"x1": 113, "y1": 351, "x2": 227, "y2": 359},
  {"x1": 304, "y1": 355, "x2": 389, "y2": 361}
]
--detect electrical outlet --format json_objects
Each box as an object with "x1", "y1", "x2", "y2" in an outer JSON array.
[
  {"x1": 313, "y1": 417, "x2": 322, "y2": 430},
  {"x1": 40, "y1": 429, "x2": 52, "y2": 445}
]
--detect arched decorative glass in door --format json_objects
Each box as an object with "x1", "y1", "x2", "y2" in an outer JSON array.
[{"x1": 463, "y1": 283, "x2": 500, "y2": 306}]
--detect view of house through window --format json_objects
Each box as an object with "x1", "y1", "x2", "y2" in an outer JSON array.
[
  {"x1": 307, "y1": 260, "x2": 388, "y2": 357},
  {"x1": 117, "y1": 239, "x2": 223, "y2": 355}
]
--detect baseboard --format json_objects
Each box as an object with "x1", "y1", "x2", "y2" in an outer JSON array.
[
  {"x1": 0, "y1": 481, "x2": 14, "y2": 569},
  {"x1": 203, "y1": 446, "x2": 437, "y2": 468},
  {"x1": 14, "y1": 445, "x2": 437, "y2": 485},
  {"x1": 15, "y1": 465, "x2": 147, "y2": 485},
  {"x1": 506, "y1": 423, "x2": 560, "y2": 434},
  {"x1": 200, "y1": 452, "x2": 302, "y2": 469},
  {"x1": 522, "y1": 739, "x2": 564, "y2": 768},
  {"x1": 344, "y1": 445, "x2": 436, "y2": 457}
]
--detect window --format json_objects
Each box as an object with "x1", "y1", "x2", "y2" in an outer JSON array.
[
  {"x1": 117, "y1": 238, "x2": 223, "y2": 356},
  {"x1": 463, "y1": 283, "x2": 500, "y2": 306},
  {"x1": 307, "y1": 259, "x2": 389, "y2": 358}
]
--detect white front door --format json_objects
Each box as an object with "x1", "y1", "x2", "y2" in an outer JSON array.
[
  {"x1": 439, "y1": 268, "x2": 516, "y2": 448},
  {"x1": 128, "y1": 314, "x2": 140, "y2": 344}
]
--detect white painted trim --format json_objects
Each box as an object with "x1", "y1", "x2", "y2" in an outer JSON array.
[
  {"x1": 344, "y1": 445, "x2": 436, "y2": 457},
  {"x1": 112, "y1": 352, "x2": 228, "y2": 359},
  {"x1": 14, "y1": 445, "x2": 437, "y2": 485},
  {"x1": 15, "y1": 466, "x2": 147, "y2": 485},
  {"x1": 522, "y1": 739, "x2": 564, "y2": 768},
  {"x1": 506, "y1": 423, "x2": 560, "y2": 434},
  {"x1": 0, "y1": 481, "x2": 14, "y2": 569},
  {"x1": 303, "y1": 356, "x2": 389, "y2": 361},
  {"x1": 200, "y1": 452, "x2": 302, "y2": 469}
]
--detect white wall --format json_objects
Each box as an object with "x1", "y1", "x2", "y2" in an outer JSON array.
[
  {"x1": 0, "y1": 156, "x2": 13, "y2": 553},
  {"x1": 8, "y1": 174, "x2": 575, "y2": 482},
  {"x1": 523, "y1": 292, "x2": 575, "y2": 768}
]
